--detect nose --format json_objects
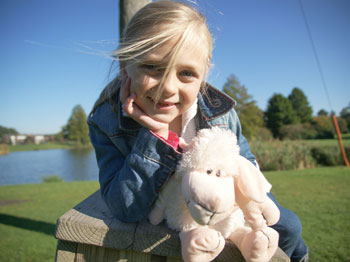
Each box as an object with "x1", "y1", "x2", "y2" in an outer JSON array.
[{"x1": 161, "y1": 71, "x2": 178, "y2": 96}]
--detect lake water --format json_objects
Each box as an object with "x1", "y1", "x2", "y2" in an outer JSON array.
[{"x1": 0, "y1": 148, "x2": 99, "y2": 186}]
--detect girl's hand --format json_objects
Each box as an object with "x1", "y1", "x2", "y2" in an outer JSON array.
[{"x1": 120, "y1": 76, "x2": 169, "y2": 139}]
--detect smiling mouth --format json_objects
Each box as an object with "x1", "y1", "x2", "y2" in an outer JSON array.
[{"x1": 148, "y1": 97, "x2": 178, "y2": 111}]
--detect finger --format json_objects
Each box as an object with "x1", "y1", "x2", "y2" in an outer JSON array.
[
  {"x1": 123, "y1": 93, "x2": 136, "y2": 115},
  {"x1": 138, "y1": 114, "x2": 168, "y2": 131}
]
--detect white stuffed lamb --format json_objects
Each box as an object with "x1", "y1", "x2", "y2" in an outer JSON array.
[{"x1": 148, "y1": 127, "x2": 280, "y2": 262}]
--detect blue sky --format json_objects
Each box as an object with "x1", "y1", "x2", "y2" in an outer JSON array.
[{"x1": 1, "y1": 0, "x2": 349, "y2": 134}]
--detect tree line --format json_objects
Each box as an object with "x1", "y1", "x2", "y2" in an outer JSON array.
[{"x1": 223, "y1": 74, "x2": 350, "y2": 140}]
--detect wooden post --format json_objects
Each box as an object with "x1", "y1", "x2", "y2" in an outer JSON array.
[
  {"x1": 55, "y1": 190, "x2": 290, "y2": 262},
  {"x1": 331, "y1": 114, "x2": 349, "y2": 167},
  {"x1": 119, "y1": 0, "x2": 152, "y2": 38}
]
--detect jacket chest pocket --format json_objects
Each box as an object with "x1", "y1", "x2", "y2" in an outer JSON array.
[
  {"x1": 110, "y1": 134, "x2": 137, "y2": 157},
  {"x1": 207, "y1": 115, "x2": 229, "y2": 129}
]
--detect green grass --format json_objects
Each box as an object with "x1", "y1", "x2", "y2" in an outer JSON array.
[
  {"x1": 265, "y1": 167, "x2": 350, "y2": 262},
  {"x1": 0, "y1": 181, "x2": 99, "y2": 262},
  {"x1": 9, "y1": 143, "x2": 72, "y2": 152},
  {"x1": 301, "y1": 135, "x2": 350, "y2": 147},
  {"x1": 0, "y1": 167, "x2": 349, "y2": 261},
  {"x1": 8, "y1": 142, "x2": 92, "y2": 152}
]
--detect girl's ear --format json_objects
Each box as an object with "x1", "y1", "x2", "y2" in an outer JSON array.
[{"x1": 236, "y1": 155, "x2": 267, "y2": 203}]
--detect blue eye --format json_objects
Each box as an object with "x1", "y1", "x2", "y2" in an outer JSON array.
[
  {"x1": 148, "y1": 65, "x2": 157, "y2": 70},
  {"x1": 141, "y1": 64, "x2": 164, "y2": 76},
  {"x1": 143, "y1": 64, "x2": 158, "y2": 70},
  {"x1": 180, "y1": 70, "x2": 194, "y2": 77}
]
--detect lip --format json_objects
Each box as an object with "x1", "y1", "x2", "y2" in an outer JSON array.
[{"x1": 148, "y1": 97, "x2": 178, "y2": 111}]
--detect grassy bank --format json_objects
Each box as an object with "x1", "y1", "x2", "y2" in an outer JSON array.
[
  {"x1": 0, "y1": 167, "x2": 349, "y2": 261},
  {"x1": 8, "y1": 142, "x2": 92, "y2": 152},
  {"x1": 9, "y1": 143, "x2": 72, "y2": 152}
]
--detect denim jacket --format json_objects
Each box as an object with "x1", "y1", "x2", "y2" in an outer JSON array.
[{"x1": 88, "y1": 84, "x2": 257, "y2": 223}]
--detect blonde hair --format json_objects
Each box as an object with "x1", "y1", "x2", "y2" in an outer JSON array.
[{"x1": 91, "y1": 0, "x2": 213, "y2": 114}]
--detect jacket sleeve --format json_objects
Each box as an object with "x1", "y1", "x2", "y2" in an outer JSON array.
[
  {"x1": 228, "y1": 109, "x2": 258, "y2": 167},
  {"x1": 229, "y1": 108, "x2": 272, "y2": 192},
  {"x1": 88, "y1": 120, "x2": 182, "y2": 223}
]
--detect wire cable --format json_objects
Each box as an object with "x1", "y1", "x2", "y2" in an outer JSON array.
[{"x1": 298, "y1": 0, "x2": 334, "y2": 112}]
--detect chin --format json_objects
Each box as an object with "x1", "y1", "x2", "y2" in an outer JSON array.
[{"x1": 151, "y1": 114, "x2": 176, "y2": 124}]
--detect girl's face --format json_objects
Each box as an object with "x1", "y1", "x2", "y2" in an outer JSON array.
[{"x1": 125, "y1": 39, "x2": 207, "y2": 124}]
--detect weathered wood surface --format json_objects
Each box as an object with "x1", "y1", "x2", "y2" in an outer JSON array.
[{"x1": 55, "y1": 190, "x2": 290, "y2": 262}]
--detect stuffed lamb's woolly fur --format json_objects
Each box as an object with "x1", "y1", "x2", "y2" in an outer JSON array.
[
  {"x1": 179, "y1": 127, "x2": 241, "y2": 177},
  {"x1": 157, "y1": 127, "x2": 245, "y2": 238}
]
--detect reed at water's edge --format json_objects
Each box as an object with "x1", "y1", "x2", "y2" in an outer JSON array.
[{"x1": 0, "y1": 144, "x2": 9, "y2": 155}]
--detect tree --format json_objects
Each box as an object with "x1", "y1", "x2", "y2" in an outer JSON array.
[
  {"x1": 0, "y1": 125, "x2": 19, "y2": 143},
  {"x1": 288, "y1": 87, "x2": 313, "y2": 123},
  {"x1": 312, "y1": 115, "x2": 334, "y2": 139},
  {"x1": 55, "y1": 124, "x2": 69, "y2": 142},
  {"x1": 340, "y1": 102, "x2": 350, "y2": 131},
  {"x1": 223, "y1": 75, "x2": 264, "y2": 140},
  {"x1": 337, "y1": 117, "x2": 349, "y2": 134},
  {"x1": 265, "y1": 94, "x2": 299, "y2": 138},
  {"x1": 0, "y1": 125, "x2": 18, "y2": 137},
  {"x1": 65, "y1": 105, "x2": 90, "y2": 145},
  {"x1": 317, "y1": 109, "x2": 328, "y2": 116}
]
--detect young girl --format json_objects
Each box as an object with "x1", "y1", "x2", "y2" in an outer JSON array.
[{"x1": 88, "y1": 1, "x2": 308, "y2": 261}]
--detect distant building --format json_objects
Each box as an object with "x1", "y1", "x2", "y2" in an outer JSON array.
[
  {"x1": 34, "y1": 135, "x2": 45, "y2": 145},
  {"x1": 8, "y1": 135, "x2": 47, "y2": 145},
  {"x1": 9, "y1": 135, "x2": 27, "y2": 145}
]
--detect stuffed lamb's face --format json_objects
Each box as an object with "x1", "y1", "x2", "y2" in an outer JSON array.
[
  {"x1": 181, "y1": 169, "x2": 236, "y2": 226},
  {"x1": 178, "y1": 127, "x2": 241, "y2": 226}
]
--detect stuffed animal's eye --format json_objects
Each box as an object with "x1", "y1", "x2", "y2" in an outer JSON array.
[
  {"x1": 206, "y1": 169, "x2": 213, "y2": 175},
  {"x1": 216, "y1": 170, "x2": 221, "y2": 177}
]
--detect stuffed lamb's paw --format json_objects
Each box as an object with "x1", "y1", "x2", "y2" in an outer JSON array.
[
  {"x1": 179, "y1": 227, "x2": 225, "y2": 262},
  {"x1": 148, "y1": 205, "x2": 164, "y2": 225},
  {"x1": 240, "y1": 227, "x2": 279, "y2": 262},
  {"x1": 239, "y1": 197, "x2": 280, "y2": 231}
]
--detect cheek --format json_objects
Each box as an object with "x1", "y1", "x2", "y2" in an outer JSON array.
[
  {"x1": 131, "y1": 74, "x2": 158, "y2": 94},
  {"x1": 182, "y1": 84, "x2": 201, "y2": 103},
  {"x1": 129, "y1": 79, "x2": 141, "y2": 94},
  {"x1": 127, "y1": 71, "x2": 147, "y2": 94}
]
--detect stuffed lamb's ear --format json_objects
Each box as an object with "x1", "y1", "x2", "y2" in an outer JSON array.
[
  {"x1": 236, "y1": 155, "x2": 267, "y2": 203},
  {"x1": 179, "y1": 138, "x2": 193, "y2": 152}
]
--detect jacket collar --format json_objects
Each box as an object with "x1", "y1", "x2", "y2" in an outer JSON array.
[{"x1": 197, "y1": 83, "x2": 236, "y2": 121}]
